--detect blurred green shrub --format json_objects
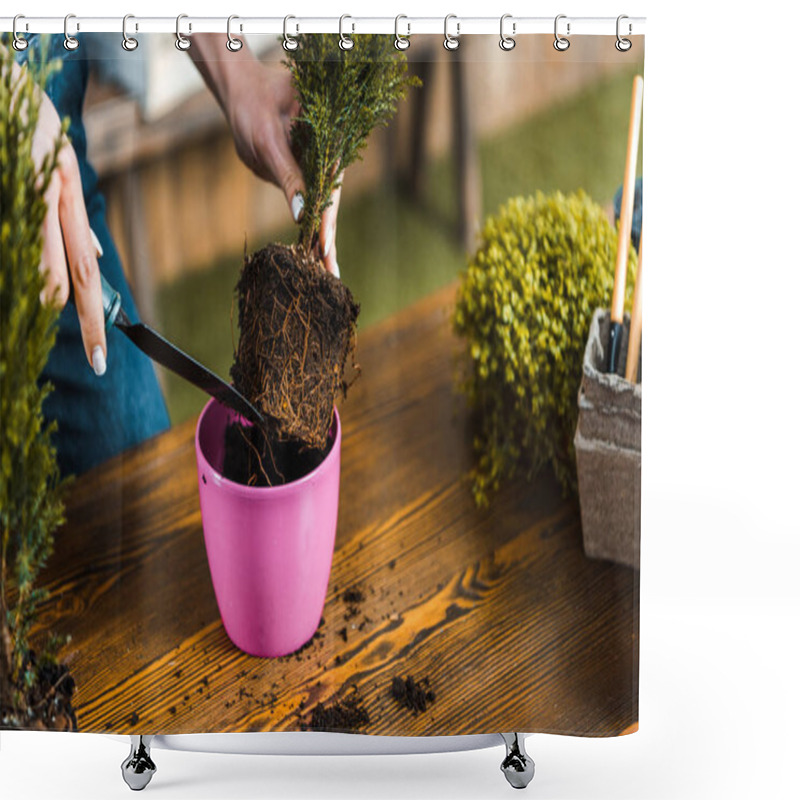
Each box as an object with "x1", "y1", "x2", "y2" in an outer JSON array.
[
  {"x1": 453, "y1": 191, "x2": 635, "y2": 506},
  {"x1": 1, "y1": 42, "x2": 68, "y2": 723}
]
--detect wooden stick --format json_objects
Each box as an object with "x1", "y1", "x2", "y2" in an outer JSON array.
[
  {"x1": 625, "y1": 231, "x2": 643, "y2": 383},
  {"x1": 611, "y1": 75, "x2": 643, "y2": 324}
]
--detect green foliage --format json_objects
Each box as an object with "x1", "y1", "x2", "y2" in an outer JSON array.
[
  {"x1": 453, "y1": 191, "x2": 636, "y2": 506},
  {"x1": 0, "y1": 42, "x2": 67, "y2": 694},
  {"x1": 285, "y1": 34, "x2": 419, "y2": 254}
]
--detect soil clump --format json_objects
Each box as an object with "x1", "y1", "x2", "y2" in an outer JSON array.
[
  {"x1": 231, "y1": 244, "x2": 359, "y2": 455},
  {"x1": 302, "y1": 686, "x2": 370, "y2": 732},
  {"x1": 391, "y1": 675, "x2": 436, "y2": 715}
]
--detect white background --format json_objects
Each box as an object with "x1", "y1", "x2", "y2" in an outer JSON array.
[{"x1": 3, "y1": 1, "x2": 799, "y2": 798}]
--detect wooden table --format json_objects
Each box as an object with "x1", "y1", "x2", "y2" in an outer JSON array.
[{"x1": 37, "y1": 284, "x2": 638, "y2": 737}]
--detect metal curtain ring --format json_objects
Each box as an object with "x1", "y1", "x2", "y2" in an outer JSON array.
[
  {"x1": 394, "y1": 14, "x2": 410, "y2": 51},
  {"x1": 227, "y1": 15, "x2": 243, "y2": 52},
  {"x1": 175, "y1": 14, "x2": 191, "y2": 51},
  {"x1": 443, "y1": 14, "x2": 459, "y2": 51},
  {"x1": 499, "y1": 14, "x2": 516, "y2": 51},
  {"x1": 63, "y1": 14, "x2": 79, "y2": 51},
  {"x1": 554, "y1": 14, "x2": 570, "y2": 51},
  {"x1": 616, "y1": 14, "x2": 632, "y2": 51},
  {"x1": 283, "y1": 15, "x2": 298, "y2": 51},
  {"x1": 122, "y1": 14, "x2": 138, "y2": 51},
  {"x1": 339, "y1": 15, "x2": 354, "y2": 51},
  {"x1": 12, "y1": 15, "x2": 28, "y2": 51}
]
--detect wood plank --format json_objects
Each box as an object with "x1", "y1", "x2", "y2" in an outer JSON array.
[
  {"x1": 30, "y1": 284, "x2": 637, "y2": 736},
  {"x1": 86, "y1": 89, "x2": 227, "y2": 178}
]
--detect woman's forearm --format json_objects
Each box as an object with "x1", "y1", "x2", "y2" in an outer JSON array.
[
  {"x1": 183, "y1": 33, "x2": 339, "y2": 275},
  {"x1": 187, "y1": 34, "x2": 260, "y2": 118}
]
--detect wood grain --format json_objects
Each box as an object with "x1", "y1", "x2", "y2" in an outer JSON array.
[{"x1": 31, "y1": 284, "x2": 638, "y2": 737}]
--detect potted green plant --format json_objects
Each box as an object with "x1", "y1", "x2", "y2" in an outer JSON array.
[
  {"x1": 195, "y1": 35, "x2": 418, "y2": 657},
  {"x1": 453, "y1": 191, "x2": 635, "y2": 507},
  {"x1": 1, "y1": 44, "x2": 76, "y2": 730}
]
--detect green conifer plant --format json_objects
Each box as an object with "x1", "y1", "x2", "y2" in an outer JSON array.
[
  {"x1": 453, "y1": 191, "x2": 636, "y2": 507},
  {"x1": 288, "y1": 34, "x2": 419, "y2": 254},
  {"x1": 230, "y1": 36, "x2": 418, "y2": 477},
  {"x1": 1, "y1": 42, "x2": 76, "y2": 730}
]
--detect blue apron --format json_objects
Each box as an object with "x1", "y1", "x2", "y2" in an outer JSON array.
[{"x1": 16, "y1": 35, "x2": 170, "y2": 476}]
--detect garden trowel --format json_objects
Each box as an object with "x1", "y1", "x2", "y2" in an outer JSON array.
[{"x1": 96, "y1": 274, "x2": 269, "y2": 428}]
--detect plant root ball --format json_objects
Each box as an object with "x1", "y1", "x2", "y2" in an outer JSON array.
[{"x1": 231, "y1": 243, "x2": 359, "y2": 451}]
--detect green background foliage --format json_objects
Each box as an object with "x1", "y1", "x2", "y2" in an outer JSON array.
[
  {"x1": 0, "y1": 41, "x2": 66, "y2": 708},
  {"x1": 453, "y1": 191, "x2": 636, "y2": 506}
]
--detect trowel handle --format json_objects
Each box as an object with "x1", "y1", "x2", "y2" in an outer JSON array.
[
  {"x1": 64, "y1": 228, "x2": 123, "y2": 328},
  {"x1": 66, "y1": 272, "x2": 123, "y2": 329},
  {"x1": 99, "y1": 273, "x2": 123, "y2": 330}
]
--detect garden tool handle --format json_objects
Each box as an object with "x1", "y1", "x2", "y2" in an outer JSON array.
[
  {"x1": 65, "y1": 271, "x2": 123, "y2": 330},
  {"x1": 608, "y1": 74, "x2": 643, "y2": 374},
  {"x1": 100, "y1": 273, "x2": 123, "y2": 330},
  {"x1": 624, "y1": 231, "x2": 643, "y2": 383},
  {"x1": 66, "y1": 225, "x2": 122, "y2": 329},
  {"x1": 611, "y1": 74, "x2": 643, "y2": 324}
]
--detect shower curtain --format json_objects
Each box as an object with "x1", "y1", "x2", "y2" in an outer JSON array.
[{"x1": 1, "y1": 27, "x2": 643, "y2": 740}]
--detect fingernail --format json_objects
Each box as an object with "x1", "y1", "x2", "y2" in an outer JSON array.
[
  {"x1": 291, "y1": 193, "x2": 304, "y2": 223},
  {"x1": 332, "y1": 260, "x2": 340, "y2": 279},
  {"x1": 323, "y1": 224, "x2": 333, "y2": 257},
  {"x1": 90, "y1": 228, "x2": 104, "y2": 258},
  {"x1": 92, "y1": 346, "x2": 106, "y2": 377}
]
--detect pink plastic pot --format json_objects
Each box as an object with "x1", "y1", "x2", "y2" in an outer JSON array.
[{"x1": 195, "y1": 398, "x2": 340, "y2": 657}]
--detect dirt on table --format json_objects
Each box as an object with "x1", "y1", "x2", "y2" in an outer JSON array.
[
  {"x1": 391, "y1": 675, "x2": 436, "y2": 715},
  {"x1": 342, "y1": 586, "x2": 364, "y2": 620},
  {"x1": 302, "y1": 686, "x2": 370, "y2": 732},
  {"x1": 231, "y1": 243, "x2": 359, "y2": 457}
]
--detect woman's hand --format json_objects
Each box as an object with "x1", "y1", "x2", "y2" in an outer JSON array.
[
  {"x1": 33, "y1": 84, "x2": 107, "y2": 374},
  {"x1": 320, "y1": 181, "x2": 342, "y2": 279},
  {"x1": 189, "y1": 36, "x2": 340, "y2": 276}
]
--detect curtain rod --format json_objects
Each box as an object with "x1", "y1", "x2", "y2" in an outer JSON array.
[{"x1": 1, "y1": 16, "x2": 645, "y2": 38}]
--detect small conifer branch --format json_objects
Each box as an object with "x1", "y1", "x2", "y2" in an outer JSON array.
[
  {"x1": 1, "y1": 38, "x2": 68, "y2": 715},
  {"x1": 284, "y1": 34, "x2": 420, "y2": 256}
]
